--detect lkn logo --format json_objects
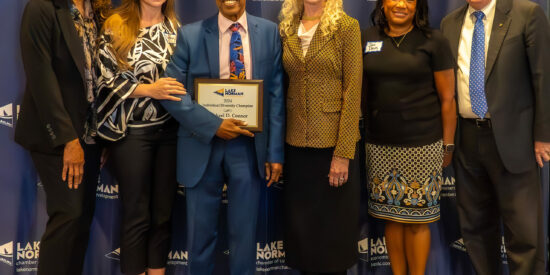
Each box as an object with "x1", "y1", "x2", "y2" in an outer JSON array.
[
  {"x1": 105, "y1": 248, "x2": 120, "y2": 260},
  {"x1": 0, "y1": 241, "x2": 13, "y2": 266},
  {"x1": 256, "y1": 241, "x2": 285, "y2": 261},
  {"x1": 96, "y1": 183, "x2": 119, "y2": 200},
  {"x1": 213, "y1": 88, "x2": 244, "y2": 97},
  {"x1": 0, "y1": 103, "x2": 19, "y2": 128}
]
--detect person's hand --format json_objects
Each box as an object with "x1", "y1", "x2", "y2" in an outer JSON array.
[
  {"x1": 215, "y1": 118, "x2": 254, "y2": 140},
  {"x1": 137, "y1": 77, "x2": 186, "y2": 101},
  {"x1": 443, "y1": 152, "x2": 453, "y2": 168},
  {"x1": 62, "y1": 139, "x2": 85, "y2": 189},
  {"x1": 265, "y1": 162, "x2": 283, "y2": 187},
  {"x1": 328, "y1": 155, "x2": 349, "y2": 187},
  {"x1": 534, "y1": 141, "x2": 550, "y2": 167}
]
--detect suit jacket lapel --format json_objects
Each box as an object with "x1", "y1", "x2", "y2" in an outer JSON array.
[
  {"x1": 448, "y1": 5, "x2": 469, "y2": 61},
  {"x1": 485, "y1": 0, "x2": 512, "y2": 81},
  {"x1": 204, "y1": 16, "x2": 220, "y2": 79},
  {"x1": 286, "y1": 22, "x2": 305, "y2": 63},
  {"x1": 304, "y1": 25, "x2": 333, "y2": 62},
  {"x1": 247, "y1": 16, "x2": 260, "y2": 79},
  {"x1": 54, "y1": 0, "x2": 85, "y2": 81}
]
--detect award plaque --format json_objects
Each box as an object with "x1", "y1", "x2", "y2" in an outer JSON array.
[{"x1": 194, "y1": 78, "x2": 264, "y2": 132}]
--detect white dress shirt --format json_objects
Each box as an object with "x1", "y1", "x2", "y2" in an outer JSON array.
[
  {"x1": 297, "y1": 22, "x2": 319, "y2": 57},
  {"x1": 218, "y1": 12, "x2": 252, "y2": 80},
  {"x1": 457, "y1": 0, "x2": 497, "y2": 118}
]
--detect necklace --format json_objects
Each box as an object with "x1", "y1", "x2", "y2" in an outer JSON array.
[
  {"x1": 391, "y1": 33, "x2": 408, "y2": 48},
  {"x1": 388, "y1": 25, "x2": 414, "y2": 48}
]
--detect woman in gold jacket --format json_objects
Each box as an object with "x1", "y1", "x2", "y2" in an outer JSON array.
[{"x1": 279, "y1": 0, "x2": 362, "y2": 273}]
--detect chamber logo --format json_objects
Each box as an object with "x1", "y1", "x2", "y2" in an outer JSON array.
[
  {"x1": 358, "y1": 237, "x2": 390, "y2": 266},
  {"x1": 167, "y1": 250, "x2": 188, "y2": 266},
  {"x1": 0, "y1": 104, "x2": 14, "y2": 128},
  {"x1": 451, "y1": 238, "x2": 467, "y2": 252},
  {"x1": 213, "y1": 89, "x2": 244, "y2": 97},
  {"x1": 257, "y1": 241, "x2": 285, "y2": 260},
  {"x1": 358, "y1": 237, "x2": 369, "y2": 263},
  {"x1": 105, "y1": 248, "x2": 120, "y2": 261},
  {"x1": 96, "y1": 183, "x2": 119, "y2": 200},
  {"x1": 0, "y1": 241, "x2": 13, "y2": 266},
  {"x1": 256, "y1": 241, "x2": 289, "y2": 272},
  {"x1": 0, "y1": 241, "x2": 40, "y2": 271}
]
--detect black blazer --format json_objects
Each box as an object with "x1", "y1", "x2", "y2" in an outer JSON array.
[
  {"x1": 441, "y1": 0, "x2": 550, "y2": 173},
  {"x1": 15, "y1": 0, "x2": 91, "y2": 154}
]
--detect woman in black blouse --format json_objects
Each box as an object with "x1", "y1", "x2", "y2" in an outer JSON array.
[
  {"x1": 362, "y1": 0, "x2": 456, "y2": 274},
  {"x1": 93, "y1": 0, "x2": 184, "y2": 274}
]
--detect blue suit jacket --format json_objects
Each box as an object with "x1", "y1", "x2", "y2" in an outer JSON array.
[{"x1": 161, "y1": 13, "x2": 285, "y2": 188}]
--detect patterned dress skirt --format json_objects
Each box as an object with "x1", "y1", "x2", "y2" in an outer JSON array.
[{"x1": 366, "y1": 140, "x2": 443, "y2": 223}]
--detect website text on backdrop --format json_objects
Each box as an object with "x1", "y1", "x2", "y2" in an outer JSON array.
[
  {"x1": 278, "y1": 0, "x2": 362, "y2": 274},
  {"x1": 440, "y1": 0, "x2": 550, "y2": 274},
  {"x1": 159, "y1": 0, "x2": 285, "y2": 274},
  {"x1": 14, "y1": 0, "x2": 109, "y2": 274},
  {"x1": 92, "y1": 0, "x2": 185, "y2": 274},
  {"x1": 362, "y1": 0, "x2": 457, "y2": 274}
]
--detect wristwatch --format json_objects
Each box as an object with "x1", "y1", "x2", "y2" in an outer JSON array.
[{"x1": 443, "y1": 144, "x2": 455, "y2": 153}]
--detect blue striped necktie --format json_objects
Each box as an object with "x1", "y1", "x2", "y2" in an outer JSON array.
[{"x1": 470, "y1": 11, "x2": 488, "y2": 119}]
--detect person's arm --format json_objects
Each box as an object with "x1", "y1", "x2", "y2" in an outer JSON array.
[
  {"x1": 94, "y1": 32, "x2": 186, "y2": 132},
  {"x1": 265, "y1": 26, "x2": 285, "y2": 187},
  {"x1": 435, "y1": 69, "x2": 457, "y2": 167},
  {"x1": 160, "y1": 27, "x2": 234, "y2": 144},
  {"x1": 525, "y1": 5, "x2": 550, "y2": 167},
  {"x1": 329, "y1": 19, "x2": 362, "y2": 187}
]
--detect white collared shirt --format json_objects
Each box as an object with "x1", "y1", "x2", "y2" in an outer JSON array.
[
  {"x1": 297, "y1": 22, "x2": 319, "y2": 57},
  {"x1": 218, "y1": 12, "x2": 252, "y2": 79},
  {"x1": 457, "y1": 0, "x2": 497, "y2": 118}
]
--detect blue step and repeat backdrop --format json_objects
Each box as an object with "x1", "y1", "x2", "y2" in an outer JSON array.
[{"x1": 0, "y1": 0, "x2": 548, "y2": 274}]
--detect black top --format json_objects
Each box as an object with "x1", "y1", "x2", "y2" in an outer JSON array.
[{"x1": 362, "y1": 27, "x2": 454, "y2": 146}]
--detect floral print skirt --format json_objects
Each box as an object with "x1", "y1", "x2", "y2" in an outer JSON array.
[{"x1": 366, "y1": 140, "x2": 443, "y2": 224}]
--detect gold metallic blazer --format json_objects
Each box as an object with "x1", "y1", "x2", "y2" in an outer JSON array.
[{"x1": 282, "y1": 14, "x2": 362, "y2": 159}]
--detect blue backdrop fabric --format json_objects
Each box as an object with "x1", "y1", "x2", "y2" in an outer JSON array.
[{"x1": 0, "y1": 0, "x2": 548, "y2": 274}]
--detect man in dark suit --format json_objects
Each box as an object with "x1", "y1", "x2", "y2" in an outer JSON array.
[
  {"x1": 160, "y1": 0, "x2": 284, "y2": 274},
  {"x1": 441, "y1": 0, "x2": 550, "y2": 274},
  {"x1": 15, "y1": 0, "x2": 105, "y2": 274}
]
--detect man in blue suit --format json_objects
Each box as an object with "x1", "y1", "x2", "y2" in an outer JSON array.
[{"x1": 160, "y1": 0, "x2": 284, "y2": 274}]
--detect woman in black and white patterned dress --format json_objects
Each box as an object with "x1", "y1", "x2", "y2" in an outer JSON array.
[{"x1": 94, "y1": 0, "x2": 184, "y2": 274}]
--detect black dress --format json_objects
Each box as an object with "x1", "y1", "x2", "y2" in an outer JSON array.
[{"x1": 362, "y1": 27, "x2": 454, "y2": 223}]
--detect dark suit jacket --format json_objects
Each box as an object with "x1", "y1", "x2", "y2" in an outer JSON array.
[
  {"x1": 441, "y1": 0, "x2": 550, "y2": 173},
  {"x1": 161, "y1": 14, "x2": 285, "y2": 187},
  {"x1": 15, "y1": 0, "x2": 91, "y2": 154}
]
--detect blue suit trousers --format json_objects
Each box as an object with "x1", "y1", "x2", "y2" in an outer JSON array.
[{"x1": 185, "y1": 136, "x2": 261, "y2": 275}]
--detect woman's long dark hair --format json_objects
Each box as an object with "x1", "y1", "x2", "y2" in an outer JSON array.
[{"x1": 370, "y1": 0, "x2": 431, "y2": 36}]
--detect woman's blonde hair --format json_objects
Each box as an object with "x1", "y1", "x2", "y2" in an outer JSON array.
[
  {"x1": 102, "y1": 0, "x2": 179, "y2": 70},
  {"x1": 279, "y1": 0, "x2": 344, "y2": 38}
]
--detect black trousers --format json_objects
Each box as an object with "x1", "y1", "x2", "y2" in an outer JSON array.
[
  {"x1": 30, "y1": 143, "x2": 101, "y2": 275},
  {"x1": 454, "y1": 118, "x2": 546, "y2": 275},
  {"x1": 109, "y1": 125, "x2": 178, "y2": 274}
]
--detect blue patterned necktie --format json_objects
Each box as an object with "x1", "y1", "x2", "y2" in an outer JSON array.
[
  {"x1": 470, "y1": 11, "x2": 488, "y2": 119},
  {"x1": 229, "y1": 23, "x2": 246, "y2": 79}
]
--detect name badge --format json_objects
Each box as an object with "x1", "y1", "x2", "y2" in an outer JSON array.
[
  {"x1": 365, "y1": 41, "x2": 383, "y2": 53},
  {"x1": 164, "y1": 32, "x2": 177, "y2": 44}
]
